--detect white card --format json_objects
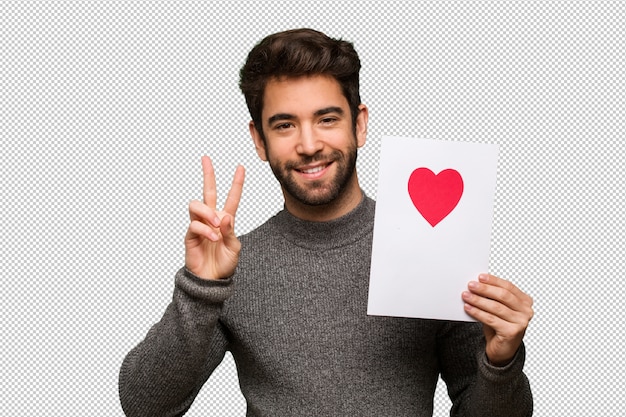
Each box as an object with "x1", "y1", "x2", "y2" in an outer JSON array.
[{"x1": 367, "y1": 136, "x2": 499, "y2": 321}]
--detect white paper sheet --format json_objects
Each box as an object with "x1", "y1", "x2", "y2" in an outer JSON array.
[{"x1": 367, "y1": 136, "x2": 499, "y2": 321}]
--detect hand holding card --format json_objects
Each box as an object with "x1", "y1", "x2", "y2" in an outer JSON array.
[{"x1": 463, "y1": 273, "x2": 534, "y2": 365}]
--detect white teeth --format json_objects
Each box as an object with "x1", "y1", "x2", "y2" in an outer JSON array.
[{"x1": 301, "y1": 165, "x2": 326, "y2": 174}]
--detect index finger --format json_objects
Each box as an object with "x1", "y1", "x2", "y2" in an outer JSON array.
[
  {"x1": 223, "y1": 165, "x2": 246, "y2": 216},
  {"x1": 480, "y1": 274, "x2": 533, "y2": 306},
  {"x1": 201, "y1": 156, "x2": 217, "y2": 208}
]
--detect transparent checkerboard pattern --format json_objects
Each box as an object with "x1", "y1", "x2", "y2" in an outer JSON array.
[{"x1": 3, "y1": 2, "x2": 624, "y2": 416}]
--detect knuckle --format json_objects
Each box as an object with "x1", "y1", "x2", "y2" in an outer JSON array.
[
  {"x1": 492, "y1": 302, "x2": 506, "y2": 317},
  {"x1": 500, "y1": 289, "x2": 514, "y2": 305},
  {"x1": 189, "y1": 199, "x2": 202, "y2": 212},
  {"x1": 483, "y1": 313, "x2": 498, "y2": 327},
  {"x1": 502, "y1": 280, "x2": 514, "y2": 292}
]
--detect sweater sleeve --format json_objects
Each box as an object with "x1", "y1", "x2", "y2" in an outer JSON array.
[
  {"x1": 119, "y1": 268, "x2": 233, "y2": 417},
  {"x1": 438, "y1": 321, "x2": 533, "y2": 417}
]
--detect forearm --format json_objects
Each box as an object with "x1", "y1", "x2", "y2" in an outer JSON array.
[
  {"x1": 119, "y1": 268, "x2": 233, "y2": 417},
  {"x1": 439, "y1": 322, "x2": 533, "y2": 417},
  {"x1": 458, "y1": 344, "x2": 533, "y2": 417}
]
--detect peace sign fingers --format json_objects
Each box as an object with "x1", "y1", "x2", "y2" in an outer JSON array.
[{"x1": 185, "y1": 156, "x2": 246, "y2": 280}]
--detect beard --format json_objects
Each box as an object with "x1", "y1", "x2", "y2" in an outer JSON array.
[{"x1": 268, "y1": 143, "x2": 358, "y2": 207}]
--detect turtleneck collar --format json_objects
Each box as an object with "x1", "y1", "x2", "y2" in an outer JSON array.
[{"x1": 272, "y1": 193, "x2": 375, "y2": 251}]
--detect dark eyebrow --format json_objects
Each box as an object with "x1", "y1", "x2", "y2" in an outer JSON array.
[
  {"x1": 314, "y1": 106, "x2": 344, "y2": 117},
  {"x1": 267, "y1": 113, "x2": 295, "y2": 126}
]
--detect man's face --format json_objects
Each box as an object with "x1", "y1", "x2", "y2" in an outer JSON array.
[{"x1": 250, "y1": 75, "x2": 367, "y2": 210}]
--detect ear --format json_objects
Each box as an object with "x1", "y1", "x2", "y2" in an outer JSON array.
[
  {"x1": 249, "y1": 121, "x2": 268, "y2": 161},
  {"x1": 355, "y1": 104, "x2": 369, "y2": 148}
]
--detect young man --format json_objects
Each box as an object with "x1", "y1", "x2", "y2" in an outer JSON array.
[{"x1": 119, "y1": 28, "x2": 533, "y2": 416}]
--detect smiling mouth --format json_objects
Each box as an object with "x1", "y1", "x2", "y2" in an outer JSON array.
[
  {"x1": 298, "y1": 164, "x2": 328, "y2": 174},
  {"x1": 293, "y1": 162, "x2": 334, "y2": 179}
]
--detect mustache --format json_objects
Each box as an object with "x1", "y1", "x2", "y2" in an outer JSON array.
[{"x1": 283, "y1": 150, "x2": 344, "y2": 170}]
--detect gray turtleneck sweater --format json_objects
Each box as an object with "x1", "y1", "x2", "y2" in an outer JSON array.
[{"x1": 119, "y1": 195, "x2": 532, "y2": 416}]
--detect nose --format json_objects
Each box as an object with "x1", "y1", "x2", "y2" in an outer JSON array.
[{"x1": 295, "y1": 125, "x2": 323, "y2": 155}]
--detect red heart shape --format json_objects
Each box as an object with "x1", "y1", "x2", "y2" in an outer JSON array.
[{"x1": 408, "y1": 168, "x2": 464, "y2": 227}]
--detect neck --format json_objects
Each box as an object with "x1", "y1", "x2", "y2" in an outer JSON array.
[{"x1": 282, "y1": 175, "x2": 363, "y2": 222}]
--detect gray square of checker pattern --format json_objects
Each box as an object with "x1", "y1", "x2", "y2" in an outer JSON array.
[{"x1": 3, "y1": 1, "x2": 625, "y2": 416}]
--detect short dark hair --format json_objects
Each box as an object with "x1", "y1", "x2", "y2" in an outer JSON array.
[{"x1": 239, "y1": 28, "x2": 362, "y2": 140}]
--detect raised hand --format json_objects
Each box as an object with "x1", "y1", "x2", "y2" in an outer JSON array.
[
  {"x1": 185, "y1": 156, "x2": 245, "y2": 280},
  {"x1": 462, "y1": 274, "x2": 534, "y2": 366}
]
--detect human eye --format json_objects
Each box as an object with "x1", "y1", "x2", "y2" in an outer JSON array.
[
  {"x1": 319, "y1": 117, "x2": 338, "y2": 125},
  {"x1": 274, "y1": 122, "x2": 293, "y2": 131}
]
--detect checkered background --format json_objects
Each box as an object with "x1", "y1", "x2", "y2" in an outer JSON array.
[{"x1": 3, "y1": 1, "x2": 624, "y2": 415}]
